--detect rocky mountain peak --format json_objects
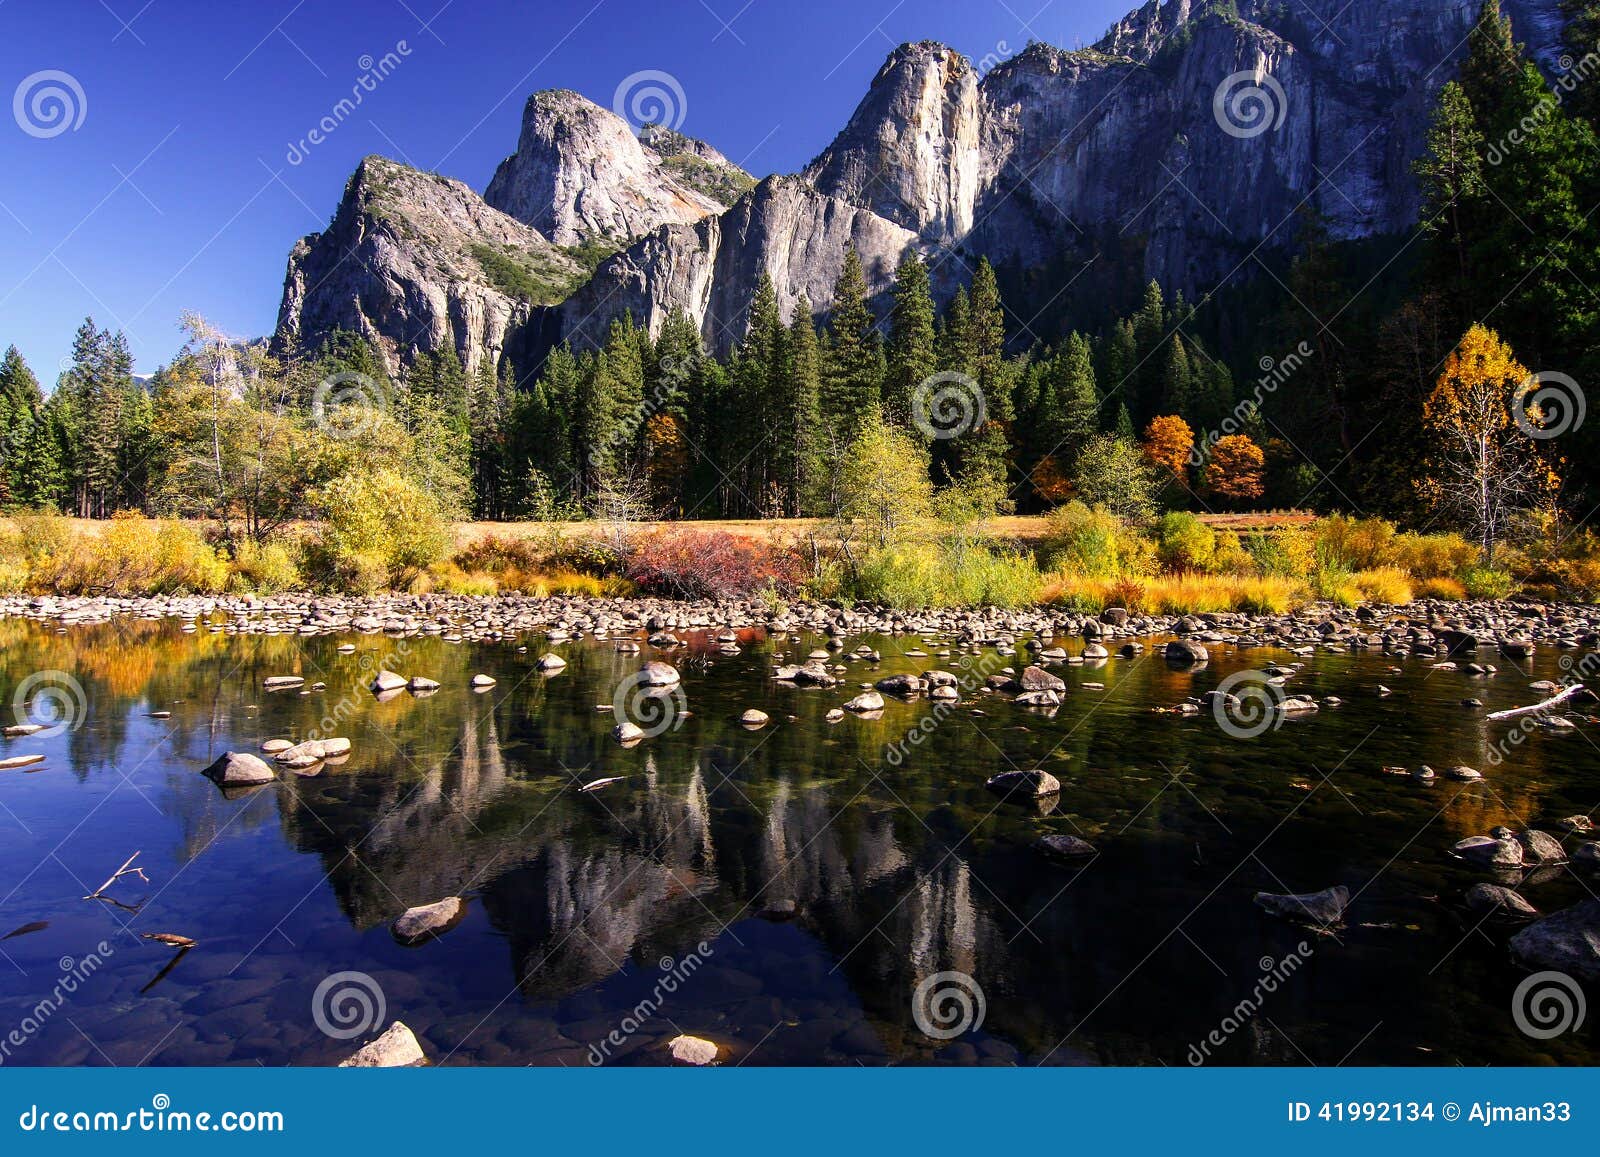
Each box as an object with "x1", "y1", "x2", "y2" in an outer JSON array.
[
  {"x1": 484, "y1": 87, "x2": 748, "y2": 249},
  {"x1": 274, "y1": 154, "x2": 579, "y2": 376}
]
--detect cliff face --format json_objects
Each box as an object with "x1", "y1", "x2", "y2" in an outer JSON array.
[
  {"x1": 273, "y1": 156, "x2": 579, "y2": 376},
  {"x1": 274, "y1": 0, "x2": 1568, "y2": 371},
  {"x1": 483, "y1": 90, "x2": 750, "y2": 247}
]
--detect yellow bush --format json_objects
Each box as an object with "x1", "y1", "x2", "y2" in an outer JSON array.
[
  {"x1": 1416, "y1": 576, "x2": 1467, "y2": 600},
  {"x1": 1351, "y1": 567, "x2": 1415, "y2": 606},
  {"x1": 228, "y1": 539, "x2": 301, "y2": 593},
  {"x1": 1389, "y1": 532, "x2": 1477, "y2": 578},
  {"x1": 36, "y1": 514, "x2": 227, "y2": 595},
  {"x1": 1315, "y1": 515, "x2": 1397, "y2": 570},
  {"x1": 414, "y1": 561, "x2": 498, "y2": 596}
]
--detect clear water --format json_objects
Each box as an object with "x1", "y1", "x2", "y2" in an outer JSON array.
[{"x1": 0, "y1": 615, "x2": 1594, "y2": 1067}]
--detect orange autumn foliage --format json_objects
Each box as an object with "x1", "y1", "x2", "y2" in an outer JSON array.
[
  {"x1": 1205, "y1": 434, "x2": 1266, "y2": 503},
  {"x1": 1141, "y1": 415, "x2": 1194, "y2": 481}
]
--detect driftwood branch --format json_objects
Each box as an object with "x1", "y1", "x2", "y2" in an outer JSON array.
[
  {"x1": 82, "y1": 851, "x2": 148, "y2": 900},
  {"x1": 1487, "y1": 684, "x2": 1587, "y2": 722}
]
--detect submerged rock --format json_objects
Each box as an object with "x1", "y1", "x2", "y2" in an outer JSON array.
[
  {"x1": 1510, "y1": 900, "x2": 1600, "y2": 981},
  {"x1": 1254, "y1": 885, "x2": 1349, "y2": 927},
  {"x1": 639, "y1": 660, "x2": 680, "y2": 686},
  {"x1": 1465, "y1": 883, "x2": 1538, "y2": 921},
  {"x1": 1035, "y1": 834, "x2": 1096, "y2": 861},
  {"x1": 1165, "y1": 640, "x2": 1209, "y2": 666},
  {"x1": 1516, "y1": 829, "x2": 1568, "y2": 864},
  {"x1": 985, "y1": 769, "x2": 1061, "y2": 798}
]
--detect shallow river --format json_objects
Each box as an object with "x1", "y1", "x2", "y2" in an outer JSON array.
[{"x1": 0, "y1": 616, "x2": 1594, "y2": 1066}]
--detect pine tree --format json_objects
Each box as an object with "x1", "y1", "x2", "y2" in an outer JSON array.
[
  {"x1": 821, "y1": 247, "x2": 882, "y2": 434},
  {"x1": 1160, "y1": 337, "x2": 1194, "y2": 420},
  {"x1": 884, "y1": 252, "x2": 937, "y2": 431},
  {"x1": 785, "y1": 293, "x2": 824, "y2": 516},
  {"x1": 1414, "y1": 81, "x2": 1486, "y2": 318}
]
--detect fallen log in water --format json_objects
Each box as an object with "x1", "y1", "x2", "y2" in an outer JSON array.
[{"x1": 1486, "y1": 684, "x2": 1587, "y2": 721}]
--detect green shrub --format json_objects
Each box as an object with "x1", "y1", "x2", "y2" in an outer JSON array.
[
  {"x1": 312, "y1": 469, "x2": 450, "y2": 591},
  {"x1": 1157, "y1": 512, "x2": 1216, "y2": 573},
  {"x1": 1039, "y1": 501, "x2": 1153, "y2": 578},
  {"x1": 1461, "y1": 566, "x2": 1515, "y2": 599}
]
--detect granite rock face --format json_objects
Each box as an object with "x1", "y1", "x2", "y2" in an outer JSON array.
[
  {"x1": 273, "y1": 156, "x2": 579, "y2": 377},
  {"x1": 276, "y1": 0, "x2": 1568, "y2": 371},
  {"x1": 484, "y1": 89, "x2": 749, "y2": 247}
]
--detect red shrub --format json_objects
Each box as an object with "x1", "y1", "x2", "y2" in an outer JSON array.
[{"x1": 626, "y1": 530, "x2": 801, "y2": 600}]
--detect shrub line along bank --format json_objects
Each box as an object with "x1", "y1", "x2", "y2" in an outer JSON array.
[{"x1": 0, "y1": 507, "x2": 1587, "y2": 612}]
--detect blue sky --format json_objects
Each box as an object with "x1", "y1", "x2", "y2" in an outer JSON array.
[{"x1": 0, "y1": 0, "x2": 1134, "y2": 380}]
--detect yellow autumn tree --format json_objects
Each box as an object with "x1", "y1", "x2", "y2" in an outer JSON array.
[
  {"x1": 1141, "y1": 415, "x2": 1194, "y2": 484},
  {"x1": 1423, "y1": 324, "x2": 1557, "y2": 562},
  {"x1": 1204, "y1": 434, "x2": 1266, "y2": 504}
]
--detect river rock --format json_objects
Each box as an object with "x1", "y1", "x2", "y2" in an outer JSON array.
[
  {"x1": 202, "y1": 751, "x2": 275, "y2": 786},
  {"x1": 1165, "y1": 640, "x2": 1209, "y2": 665},
  {"x1": 408, "y1": 676, "x2": 441, "y2": 692},
  {"x1": 392, "y1": 897, "x2": 464, "y2": 943},
  {"x1": 1516, "y1": 829, "x2": 1568, "y2": 864},
  {"x1": 666, "y1": 1034, "x2": 718, "y2": 1065},
  {"x1": 640, "y1": 660, "x2": 680, "y2": 686},
  {"x1": 844, "y1": 691, "x2": 885, "y2": 713},
  {"x1": 338, "y1": 1021, "x2": 426, "y2": 1067},
  {"x1": 613, "y1": 720, "x2": 645, "y2": 744},
  {"x1": 1465, "y1": 883, "x2": 1538, "y2": 920},
  {"x1": 875, "y1": 673, "x2": 924, "y2": 695},
  {"x1": 1445, "y1": 765, "x2": 1482, "y2": 781},
  {"x1": 740, "y1": 709, "x2": 769, "y2": 727},
  {"x1": 535, "y1": 653, "x2": 567, "y2": 672},
  {"x1": 1035, "y1": 834, "x2": 1096, "y2": 860},
  {"x1": 1254, "y1": 885, "x2": 1349, "y2": 926},
  {"x1": 1452, "y1": 835, "x2": 1524, "y2": 868},
  {"x1": 470, "y1": 674, "x2": 496, "y2": 687},
  {"x1": 985, "y1": 769, "x2": 1061, "y2": 798},
  {"x1": 1510, "y1": 899, "x2": 1600, "y2": 981},
  {"x1": 369, "y1": 669, "x2": 408, "y2": 693},
  {"x1": 1019, "y1": 665, "x2": 1066, "y2": 692}
]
